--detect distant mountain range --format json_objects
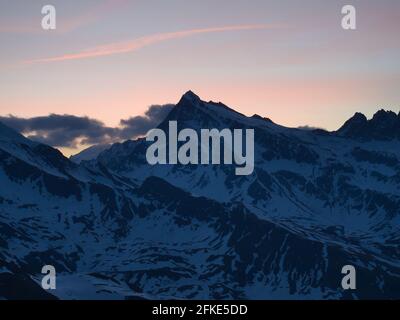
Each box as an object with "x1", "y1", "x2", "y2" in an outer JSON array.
[{"x1": 1, "y1": 91, "x2": 400, "y2": 299}]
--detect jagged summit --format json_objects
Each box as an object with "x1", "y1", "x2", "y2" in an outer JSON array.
[
  {"x1": 173, "y1": 91, "x2": 204, "y2": 113},
  {"x1": 175, "y1": 91, "x2": 251, "y2": 121},
  {"x1": 336, "y1": 112, "x2": 368, "y2": 136},
  {"x1": 161, "y1": 91, "x2": 250, "y2": 130},
  {"x1": 179, "y1": 90, "x2": 201, "y2": 106},
  {"x1": 182, "y1": 90, "x2": 200, "y2": 101},
  {"x1": 336, "y1": 109, "x2": 400, "y2": 140},
  {"x1": 371, "y1": 109, "x2": 398, "y2": 126},
  {"x1": 351, "y1": 112, "x2": 368, "y2": 122}
]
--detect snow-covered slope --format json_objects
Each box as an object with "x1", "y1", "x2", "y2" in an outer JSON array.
[
  {"x1": 1, "y1": 91, "x2": 400, "y2": 299},
  {"x1": 70, "y1": 144, "x2": 111, "y2": 164}
]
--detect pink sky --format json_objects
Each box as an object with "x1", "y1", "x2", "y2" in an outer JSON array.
[{"x1": 0, "y1": 0, "x2": 399, "y2": 156}]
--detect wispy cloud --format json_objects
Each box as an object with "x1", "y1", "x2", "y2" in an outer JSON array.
[{"x1": 24, "y1": 24, "x2": 280, "y2": 64}]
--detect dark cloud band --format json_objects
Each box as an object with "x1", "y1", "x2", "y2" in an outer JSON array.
[{"x1": 0, "y1": 104, "x2": 174, "y2": 148}]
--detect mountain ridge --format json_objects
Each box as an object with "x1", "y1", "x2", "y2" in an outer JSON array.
[
  {"x1": 71, "y1": 92, "x2": 399, "y2": 161},
  {"x1": 337, "y1": 109, "x2": 400, "y2": 140}
]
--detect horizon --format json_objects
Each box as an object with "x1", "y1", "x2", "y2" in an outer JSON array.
[
  {"x1": 1, "y1": 0, "x2": 399, "y2": 156},
  {"x1": 1, "y1": 90, "x2": 399, "y2": 158}
]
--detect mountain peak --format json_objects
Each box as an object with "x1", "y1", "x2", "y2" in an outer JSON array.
[
  {"x1": 181, "y1": 90, "x2": 201, "y2": 103},
  {"x1": 174, "y1": 91, "x2": 202, "y2": 111},
  {"x1": 351, "y1": 112, "x2": 368, "y2": 122},
  {"x1": 371, "y1": 109, "x2": 398, "y2": 124},
  {"x1": 337, "y1": 109, "x2": 400, "y2": 140},
  {"x1": 336, "y1": 112, "x2": 367, "y2": 136}
]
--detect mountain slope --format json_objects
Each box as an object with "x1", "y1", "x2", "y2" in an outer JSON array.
[{"x1": 70, "y1": 144, "x2": 111, "y2": 163}]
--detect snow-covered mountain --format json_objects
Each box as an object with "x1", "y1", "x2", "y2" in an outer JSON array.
[
  {"x1": 70, "y1": 144, "x2": 111, "y2": 164},
  {"x1": 1, "y1": 91, "x2": 400, "y2": 299}
]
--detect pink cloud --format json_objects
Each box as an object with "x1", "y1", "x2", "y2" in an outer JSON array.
[{"x1": 24, "y1": 24, "x2": 281, "y2": 64}]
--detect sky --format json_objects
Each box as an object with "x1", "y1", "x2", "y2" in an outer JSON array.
[{"x1": 0, "y1": 0, "x2": 399, "y2": 156}]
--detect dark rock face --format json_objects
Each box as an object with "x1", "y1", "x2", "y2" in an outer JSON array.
[
  {"x1": 337, "y1": 110, "x2": 400, "y2": 140},
  {"x1": 0, "y1": 273, "x2": 58, "y2": 300}
]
